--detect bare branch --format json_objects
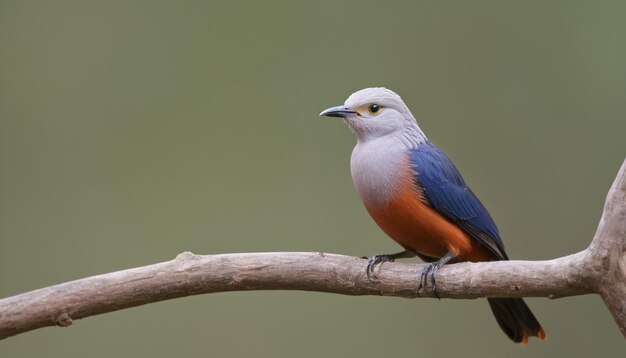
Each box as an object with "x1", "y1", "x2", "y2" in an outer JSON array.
[{"x1": 0, "y1": 158, "x2": 624, "y2": 340}]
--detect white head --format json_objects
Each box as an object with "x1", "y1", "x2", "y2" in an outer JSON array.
[{"x1": 320, "y1": 87, "x2": 427, "y2": 144}]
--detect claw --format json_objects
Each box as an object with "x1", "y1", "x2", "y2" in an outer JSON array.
[
  {"x1": 365, "y1": 255, "x2": 395, "y2": 279},
  {"x1": 417, "y1": 263, "x2": 434, "y2": 295},
  {"x1": 416, "y1": 252, "x2": 455, "y2": 298},
  {"x1": 431, "y1": 265, "x2": 441, "y2": 299},
  {"x1": 416, "y1": 262, "x2": 441, "y2": 298}
]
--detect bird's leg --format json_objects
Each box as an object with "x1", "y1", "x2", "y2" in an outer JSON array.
[
  {"x1": 417, "y1": 252, "x2": 456, "y2": 298},
  {"x1": 364, "y1": 250, "x2": 416, "y2": 279}
]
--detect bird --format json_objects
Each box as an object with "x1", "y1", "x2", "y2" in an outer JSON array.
[{"x1": 320, "y1": 87, "x2": 546, "y2": 344}]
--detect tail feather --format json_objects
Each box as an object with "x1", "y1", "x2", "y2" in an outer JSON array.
[{"x1": 487, "y1": 298, "x2": 546, "y2": 344}]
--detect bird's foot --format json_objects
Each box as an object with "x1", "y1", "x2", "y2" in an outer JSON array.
[
  {"x1": 417, "y1": 262, "x2": 443, "y2": 298},
  {"x1": 416, "y1": 252, "x2": 455, "y2": 299},
  {"x1": 365, "y1": 255, "x2": 395, "y2": 279}
]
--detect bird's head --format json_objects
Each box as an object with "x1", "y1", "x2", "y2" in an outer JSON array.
[{"x1": 320, "y1": 87, "x2": 425, "y2": 143}]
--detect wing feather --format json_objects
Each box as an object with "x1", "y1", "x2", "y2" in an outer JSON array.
[{"x1": 409, "y1": 142, "x2": 508, "y2": 260}]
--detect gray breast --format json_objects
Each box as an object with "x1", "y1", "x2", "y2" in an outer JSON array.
[{"x1": 350, "y1": 137, "x2": 406, "y2": 206}]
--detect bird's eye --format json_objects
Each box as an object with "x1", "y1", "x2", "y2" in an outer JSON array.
[{"x1": 368, "y1": 104, "x2": 381, "y2": 115}]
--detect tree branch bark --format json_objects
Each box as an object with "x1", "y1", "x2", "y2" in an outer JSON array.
[{"x1": 1, "y1": 159, "x2": 624, "y2": 340}]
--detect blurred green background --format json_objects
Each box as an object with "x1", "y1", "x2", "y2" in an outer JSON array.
[{"x1": 1, "y1": 0, "x2": 625, "y2": 356}]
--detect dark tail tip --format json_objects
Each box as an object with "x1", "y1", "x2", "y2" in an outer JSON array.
[{"x1": 487, "y1": 298, "x2": 546, "y2": 344}]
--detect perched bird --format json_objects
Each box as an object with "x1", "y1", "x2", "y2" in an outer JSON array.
[{"x1": 320, "y1": 87, "x2": 546, "y2": 344}]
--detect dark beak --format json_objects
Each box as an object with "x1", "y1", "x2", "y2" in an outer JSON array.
[{"x1": 319, "y1": 105, "x2": 356, "y2": 118}]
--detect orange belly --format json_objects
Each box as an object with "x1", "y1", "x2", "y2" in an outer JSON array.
[{"x1": 364, "y1": 181, "x2": 493, "y2": 262}]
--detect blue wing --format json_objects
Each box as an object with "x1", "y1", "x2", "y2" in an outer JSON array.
[{"x1": 409, "y1": 142, "x2": 508, "y2": 260}]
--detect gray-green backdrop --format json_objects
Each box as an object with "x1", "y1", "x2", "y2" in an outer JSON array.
[{"x1": 1, "y1": 1, "x2": 625, "y2": 357}]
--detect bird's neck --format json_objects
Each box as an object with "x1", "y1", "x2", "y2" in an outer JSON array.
[
  {"x1": 396, "y1": 125, "x2": 428, "y2": 149},
  {"x1": 355, "y1": 124, "x2": 427, "y2": 149}
]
